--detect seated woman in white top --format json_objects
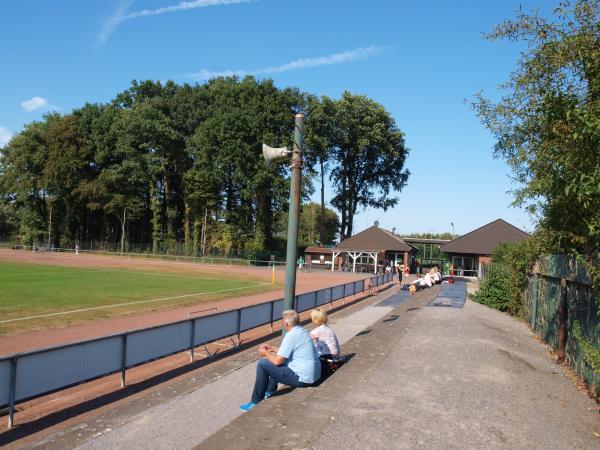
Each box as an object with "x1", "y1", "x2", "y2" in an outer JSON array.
[
  {"x1": 310, "y1": 308, "x2": 340, "y2": 357},
  {"x1": 424, "y1": 272, "x2": 433, "y2": 288}
]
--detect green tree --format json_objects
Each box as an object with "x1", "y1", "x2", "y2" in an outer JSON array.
[
  {"x1": 326, "y1": 92, "x2": 410, "y2": 239},
  {"x1": 473, "y1": 0, "x2": 600, "y2": 255},
  {"x1": 276, "y1": 202, "x2": 339, "y2": 247},
  {"x1": 305, "y1": 96, "x2": 335, "y2": 245},
  {"x1": 0, "y1": 77, "x2": 410, "y2": 259},
  {"x1": 0, "y1": 120, "x2": 50, "y2": 244},
  {"x1": 0, "y1": 201, "x2": 18, "y2": 238},
  {"x1": 189, "y1": 76, "x2": 304, "y2": 255}
]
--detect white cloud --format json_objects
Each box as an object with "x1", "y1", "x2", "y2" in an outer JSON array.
[
  {"x1": 98, "y1": 0, "x2": 134, "y2": 46},
  {"x1": 21, "y1": 96, "x2": 50, "y2": 111},
  {"x1": 256, "y1": 46, "x2": 383, "y2": 75},
  {"x1": 0, "y1": 126, "x2": 12, "y2": 147},
  {"x1": 186, "y1": 46, "x2": 384, "y2": 80},
  {"x1": 99, "y1": 0, "x2": 252, "y2": 45},
  {"x1": 125, "y1": 0, "x2": 253, "y2": 19}
]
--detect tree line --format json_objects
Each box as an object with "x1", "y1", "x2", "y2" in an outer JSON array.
[{"x1": 0, "y1": 77, "x2": 409, "y2": 258}]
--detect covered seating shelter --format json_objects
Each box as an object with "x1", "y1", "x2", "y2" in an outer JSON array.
[{"x1": 332, "y1": 225, "x2": 417, "y2": 273}]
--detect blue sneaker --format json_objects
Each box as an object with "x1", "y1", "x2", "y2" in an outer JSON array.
[
  {"x1": 264, "y1": 390, "x2": 275, "y2": 399},
  {"x1": 239, "y1": 401, "x2": 256, "y2": 412}
]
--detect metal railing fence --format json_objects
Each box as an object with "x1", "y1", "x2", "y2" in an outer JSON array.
[{"x1": 0, "y1": 272, "x2": 393, "y2": 428}]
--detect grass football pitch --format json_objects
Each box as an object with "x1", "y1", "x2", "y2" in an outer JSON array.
[{"x1": 0, "y1": 261, "x2": 276, "y2": 336}]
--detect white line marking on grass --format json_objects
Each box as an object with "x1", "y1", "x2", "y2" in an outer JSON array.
[
  {"x1": 0, "y1": 267, "x2": 226, "y2": 280},
  {"x1": 0, "y1": 269, "x2": 125, "y2": 278},
  {"x1": 0, "y1": 282, "x2": 273, "y2": 324}
]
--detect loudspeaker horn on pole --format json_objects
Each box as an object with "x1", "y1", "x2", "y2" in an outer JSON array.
[{"x1": 262, "y1": 143, "x2": 291, "y2": 167}]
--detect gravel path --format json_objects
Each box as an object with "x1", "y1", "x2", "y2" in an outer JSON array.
[
  {"x1": 201, "y1": 287, "x2": 600, "y2": 449},
  {"x1": 312, "y1": 299, "x2": 600, "y2": 449}
]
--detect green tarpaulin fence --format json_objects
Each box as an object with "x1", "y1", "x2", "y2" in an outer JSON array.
[{"x1": 527, "y1": 255, "x2": 599, "y2": 395}]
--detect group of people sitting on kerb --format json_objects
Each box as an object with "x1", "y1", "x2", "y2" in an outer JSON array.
[
  {"x1": 239, "y1": 307, "x2": 340, "y2": 412},
  {"x1": 407, "y1": 266, "x2": 443, "y2": 294}
]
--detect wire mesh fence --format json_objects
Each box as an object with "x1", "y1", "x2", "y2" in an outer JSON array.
[{"x1": 0, "y1": 241, "x2": 286, "y2": 269}]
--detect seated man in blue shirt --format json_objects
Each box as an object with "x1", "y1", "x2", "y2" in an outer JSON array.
[{"x1": 240, "y1": 309, "x2": 321, "y2": 412}]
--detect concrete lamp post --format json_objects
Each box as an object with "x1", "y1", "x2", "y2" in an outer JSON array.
[{"x1": 262, "y1": 113, "x2": 305, "y2": 333}]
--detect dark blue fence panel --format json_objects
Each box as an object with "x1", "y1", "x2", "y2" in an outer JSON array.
[
  {"x1": 344, "y1": 282, "x2": 355, "y2": 297},
  {"x1": 194, "y1": 310, "x2": 238, "y2": 346},
  {"x1": 370, "y1": 276, "x2": 378, "y2": 287},
  {"x1": 15, "y1": 336, "x2": 122, "y2": 402},
  {"x1": 127, "y1": 322, "x2": 191, "y2": 367},
  {"x1": 240, "y1": 303, "x2": 271, "y2": 332},
  {"x1": 316, "y1": 288, "x2": 331, "y2": 306},
  {"x1": 272, "y1": 299, "x2": 284, "y2": 321},
  {"x1": 331, "y1": 285, "x2": 345, "y2": 301},
  {"x1": 354, "y1": 280, "x2": 364, "y2": 293},
  {"x1": 0, "y1": 359, "x2": 10, "y2": 406},
  {"x1": 297, "y1": 292, "x2": 317, "y2": 312}
]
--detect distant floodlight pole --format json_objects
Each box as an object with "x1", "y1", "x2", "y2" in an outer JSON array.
[
  {"x1": 451, "y1": 222, "x2": 455, "y2": 238},
  {"x1": 283, "y1": 113, "x2": 305, "y2": 317}
]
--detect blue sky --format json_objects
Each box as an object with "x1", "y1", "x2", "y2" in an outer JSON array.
[{"x1": 0, "y1": 0, "x2": 554, "y2": 236}]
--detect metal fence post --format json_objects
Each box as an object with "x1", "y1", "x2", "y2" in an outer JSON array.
[
  {"x1": 531, "y1": 272, "x2": 539, "y2": 331},
  {"x1": 190, "y1": 320, "x2": 196, "y2": 362},
  {"x1": 236, "y1": 309, "x2": 242, "y2": 345},
  {"x1": 269, "y1": 301, "x2": 274, "y2": 332},
  {"x1": 7, "y1": 356, "x2": 17, "y2": 429},
  {"x1": 557, "y1": 278, "x2": 568, "y2": 362},
  {"x1": 120, "y1": 334, "x2": 128, "y2": 388}
]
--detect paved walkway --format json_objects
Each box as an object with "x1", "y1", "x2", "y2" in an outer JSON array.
[{"x1": 201, "y1": 284, "x2": 599, "y2": 449}]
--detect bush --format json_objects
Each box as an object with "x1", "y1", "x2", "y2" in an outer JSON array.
[
  {"x1": 470, "y1": 263, "x2": 512, "y2": 311},
  {"x1": 471, "y1": 235, "x2": 547, "y2": 317}
]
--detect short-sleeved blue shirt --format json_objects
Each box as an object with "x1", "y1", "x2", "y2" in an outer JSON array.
[{"x1": 277, "y1": 326, "x2": 321, "y2": 383}]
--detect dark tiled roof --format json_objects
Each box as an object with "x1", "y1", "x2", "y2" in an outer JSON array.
[
  {"x1": 440, "y1": 219, "x2": 529, "y2": 255},
  {"x1": 336, "y1": 226, "x2": 413, "y2": 252},
  {"x1": 304, "y1": 247, "x2": 334, "y2": 254}
]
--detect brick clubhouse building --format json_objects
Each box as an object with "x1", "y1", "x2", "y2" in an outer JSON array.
[{"x1": 440, "y1": 218, "x2": 529, "y2": 277}]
